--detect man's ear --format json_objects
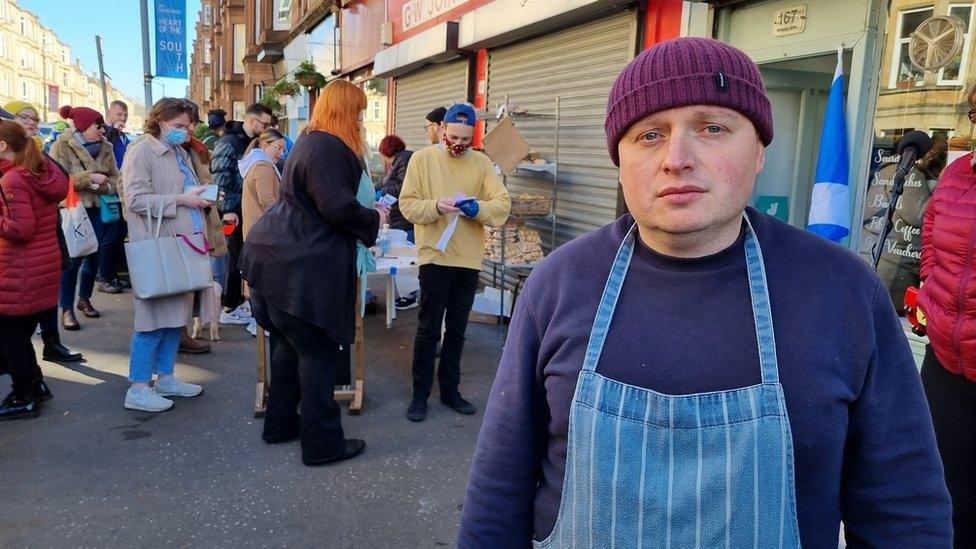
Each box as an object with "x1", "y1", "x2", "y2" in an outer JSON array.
[{"x1": 755, "y1": 138, "x2": 766, "y2": 175}]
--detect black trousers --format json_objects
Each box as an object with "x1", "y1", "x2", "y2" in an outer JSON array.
[
  {"x1": 411, "y1": 264, "x2": 480, "y2": 399},
  {"x1": 922, "y1": 345, "x2": 976, "y2": 548},
  {"x1": 222, "y1": 221, "x2": 245, "y2": 310},
  {"x1": 250, "y1": 289, "x2": 345, "y2": 460},
  {"x1": 0, "y1": 310, "x2": 44, "y2": 393}
]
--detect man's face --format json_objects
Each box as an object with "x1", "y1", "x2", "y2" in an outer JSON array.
[
  {"x1": 107, "y1": 105, "x2": 128, "y2": 127},
  {"x1": 617, "y1": 105, "x2": 765, "y2": 245},
  {"x1": 425, "y1": 119, "x2": 441, "y2": 144},
  {"x1": 246, "y1": 112, "x2": 272, "y2": 137},
  {"x1": 443, "y1": 123, "x2": 473, "y2": 147}
]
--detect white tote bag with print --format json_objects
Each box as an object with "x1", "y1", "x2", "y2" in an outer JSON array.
[{"x1": 61, "y1": 181, "x2": 98, "y2": 258}]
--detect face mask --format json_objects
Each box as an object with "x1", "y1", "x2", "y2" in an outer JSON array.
[
  {"x1": 161, "y1": 122, "x2": 188, "y2": 147},
  {"x1": 443, "y1": 135, "x2": 470, "y2": 158}
]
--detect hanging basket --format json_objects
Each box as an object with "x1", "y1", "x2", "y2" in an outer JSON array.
[{"x1": 296, "y1": 72, "x2": 325, "y2": 89}]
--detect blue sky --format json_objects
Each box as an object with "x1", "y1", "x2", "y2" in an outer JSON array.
[{"x1": 19, "y1": 0, "x2": 202, "y2": 107}]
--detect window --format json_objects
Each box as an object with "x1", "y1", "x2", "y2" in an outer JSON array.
[
  {"x1": 204, "y1": 76, "x2": 212, "y2": 101},
  {"x1": 233, "y1": 101, "x2": 245, "y2": 121},
  {"x1": 0, "y1": 34, "x2": 7, "y2": 58},
  {"x1": 274, "y1": 0, "x2": 291, "y2": 31},
  {"x1": 219, "y1": 46, "x2": 223, "y2": 77},
  {"x1": 204, "y1": 38, "x2": 211, "y2": 64},
  {"x1": 233, "y1": 24, "x2": 245, "y2": 74},
  {"x1": 372, "y1": 100, "x2": 380, "y2": 120},
  {"x1": 19, "y1": 47, "x2": 26, "y2": 68},
  {"x1": 0, "y1": 1, "x2": 7, "y2": 22},
  {"x1": 938, "y1": 4, "x2": 975, "y2": 85},
  {"x1": 19, "y1": 15, "x2": 24, "y2": 35},
  {"x1": 203, "y1": 4, "x2": 212, "y2": 27},
  {"x1": 21, "y1": 80, "x2": 27, "y2": 100},
  {"x1": 62, "y1": 48, "x2": 67, "y2": 64},
  {"x1": 255, "y1": 0, "x2": 262, "y2": 42},
  {"x1": 889, "y1": 7, "x2": 935, "y2": 89},
  {"x1": 62, "y1": 71, "x2": 68, "y2": 86}
]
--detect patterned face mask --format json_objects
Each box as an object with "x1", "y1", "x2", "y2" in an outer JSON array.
[{"x1": 443, "y1": 135, "x2": 470, "y2": 157}]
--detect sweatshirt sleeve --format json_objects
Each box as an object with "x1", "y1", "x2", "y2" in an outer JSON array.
[
  {"x1": 0, "y1": 176, "x2": 37, "y2": 244},
  {"x1": 302, "y1": 142, "x2": 379, "y2": 246},
  {"x1": 474, "y1": 159, "x2": 511, "y2": 228},
  {"x1": 458, "y1": 277, "x2": 548, "y2": 548},
  {"x1": 839, "y1": 281, "x2": 952, "y2": 546},
  {"x1": 399, "y1": 153, "x2": 442, "y2": 226},
  {"x1": 211, "y1": 139, "x2": 242, "y2": 214}
]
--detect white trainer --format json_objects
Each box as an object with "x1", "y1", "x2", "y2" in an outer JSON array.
[
  {"x1": 124, "y1": 386, "x2": 174, "y2": 412},
  {"x1": 246, "y1": 318, "x2": 257, "y2": 337},
  {"x1": 154, "y1": 376, "x2": 203, "y2": 398},
  {"x1": 219, "y1": 309, "x2": 250, "y2": 325}
]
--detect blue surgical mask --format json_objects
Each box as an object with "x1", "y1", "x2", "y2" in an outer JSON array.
[{"x1": 161, "y1": 122, "x2": 188, "y2": 147}]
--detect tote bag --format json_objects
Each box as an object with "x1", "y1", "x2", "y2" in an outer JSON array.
[
  {"x1": 124, "y1": 199, "x2": 212, "y2": 299},
  {"x1": 61, "y1": 180, "x2": 98, "y2": 258}
]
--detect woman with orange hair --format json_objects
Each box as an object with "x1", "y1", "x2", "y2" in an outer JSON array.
[{"x1": 240, "y1": 79, "x2": 388, "y2": 466}]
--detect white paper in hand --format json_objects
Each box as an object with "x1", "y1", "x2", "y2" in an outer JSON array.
[{"x1": 435, "y1": 192, "x2": 476, "y2": 252}]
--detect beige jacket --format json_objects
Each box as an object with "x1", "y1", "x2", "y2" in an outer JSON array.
[
  {"x1": 241, "y1": 161, "x2": 281, "y2": 239},
  {"x1": 49, "y1": 130, "x2": 119, "y2": 209},
  {"x1": 121, "y1": 134, "x2": 204, "y2": 332}
]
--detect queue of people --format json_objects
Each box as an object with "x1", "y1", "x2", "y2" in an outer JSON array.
[{"x1": 1, "y1": 37, "x2": 972, "y2": 545}]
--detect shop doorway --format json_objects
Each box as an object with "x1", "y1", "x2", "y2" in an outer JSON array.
[{"x1": 754, "y1": 51, "x2": 852, "y2": 228}]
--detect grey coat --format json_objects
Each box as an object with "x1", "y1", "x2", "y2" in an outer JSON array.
[{"x1": 121, "y1": 135, "x2": 203, "y2": 332}]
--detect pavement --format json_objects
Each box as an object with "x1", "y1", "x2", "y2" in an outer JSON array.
[{"x1": 0, "y1": 283, "x2": 508, "y2": 547}]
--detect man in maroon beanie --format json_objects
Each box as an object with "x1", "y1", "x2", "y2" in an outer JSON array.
[{"x1": 458, "y1": 37, "x2": 952, "y2": 547}]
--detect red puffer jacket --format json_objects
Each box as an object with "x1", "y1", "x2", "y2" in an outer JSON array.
[
  {"x1": 919, "y1": 152, "x2": 976, "y2": 381},
  {"x1": 0, "y1": 157, "x2": 69, "y2": 316}
]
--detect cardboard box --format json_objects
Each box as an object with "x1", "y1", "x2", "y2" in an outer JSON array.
[{"x1": 483, "y1": 117, "x2": 531, "y2": 175}]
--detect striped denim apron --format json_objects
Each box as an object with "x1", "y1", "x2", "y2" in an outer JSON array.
[{"x1": 535, "y1": 217, "x2": 801, "y2": 548}]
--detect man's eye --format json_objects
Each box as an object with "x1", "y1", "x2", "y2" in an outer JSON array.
[
  {"x1": 705, "y1": 125, "x2": 724, "y2": 134},
  {"x1": 639, "y1": 131, "x2": 660, "y2": 142}
]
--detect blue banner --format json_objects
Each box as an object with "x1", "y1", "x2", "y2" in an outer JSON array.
[{"x1": 154, "y1": 0, "x2": 187, "y2": 79}]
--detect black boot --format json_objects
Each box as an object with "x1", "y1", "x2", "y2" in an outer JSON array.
[
  {"x1": 0, "y1": 391, "x2": 39, "y2": 421},
  {"x1": 27, "y1": 378, "x2": 53, "y2": 403},
  {"x1": 42, "y1": 333, "x2": 83, "y2": 362}
]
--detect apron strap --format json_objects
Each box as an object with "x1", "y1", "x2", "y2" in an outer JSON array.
[
  {"x1": 581, "y1": 223, "x2": 637, "y2": 373},
  {"x1": 742, "y1": 213, "x2": 780, "y2": 385}
]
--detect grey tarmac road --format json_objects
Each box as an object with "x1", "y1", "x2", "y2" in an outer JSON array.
[{"x1": 0, "y1": 287, "x2": 507, "y2": 548}]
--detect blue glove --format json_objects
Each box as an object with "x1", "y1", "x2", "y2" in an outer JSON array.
[
  {"x1": 375, "y1": 190, "x2": 383, "y2": 201},
  {"x1": 457, "y1": 199, "x2": 480, "y2": 218}
]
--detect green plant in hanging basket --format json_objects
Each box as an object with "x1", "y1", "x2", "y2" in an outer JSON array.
[
  {"x1": 259, "y1": 90, "x2": 283, "y2": 114},
  {"x1": 294, "y1": 59, "x2": 327, "y2": 90},
  {"x1": 273, "y1": 78, "x2": 301, "y2": 97}
]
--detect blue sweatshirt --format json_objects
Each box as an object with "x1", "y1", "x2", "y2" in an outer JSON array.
[{"x1": 458, "y1": 209, "x2": 952, "y2": 548}]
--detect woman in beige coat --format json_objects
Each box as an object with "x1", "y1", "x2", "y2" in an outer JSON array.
[
  {"x1": 119, "y1": 98, "x2": 214, "y2": 412},
  {"x1": 240, "y1": 129, "x2": 285, "y2": 239},
  {"x1": 50, "y1": 105, "x2": 119, "y2": 329}
]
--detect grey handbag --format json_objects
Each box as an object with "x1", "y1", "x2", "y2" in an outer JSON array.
[{"x1": 124, "y1": 199, "x2": 212, "y2": 299}]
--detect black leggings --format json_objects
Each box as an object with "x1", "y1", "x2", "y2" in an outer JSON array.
[
  {"x1": 0, "y1": 310, "x2": 44, "y2": 393},
  {"x1": 922, "y1": 345, "x2": 976, "y2": 548}
]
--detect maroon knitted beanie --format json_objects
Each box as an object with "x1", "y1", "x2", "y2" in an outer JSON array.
[
  {"x1": 605, "y1": 37, "x2": 773, "y2": 166},
  {"x1": 59, "y1": 105, "x2": 104, "y2": 133}
]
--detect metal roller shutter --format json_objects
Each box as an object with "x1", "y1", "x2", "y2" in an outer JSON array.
[
  {"x1": 486, "y1": 10, "x2": 637, "y2": 245},
  {"x1": 393, "y1": 60, "x2": 470, "y2": 152}
]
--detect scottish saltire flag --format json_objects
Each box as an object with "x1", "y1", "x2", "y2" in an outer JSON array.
[{"x1": 807, "y1": 47, "x2": 850, "y2": 242}]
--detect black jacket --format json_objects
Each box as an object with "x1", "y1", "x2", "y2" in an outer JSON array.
[
  {"x1": 211, "y1": 121, "x2": 251, "y2": 215},
  {"x1": 378, "y1": 149, "x2": 413, "y2": 231},
  {"x1": 240, "y1": 131, "x2": 380, "y2": 344}
]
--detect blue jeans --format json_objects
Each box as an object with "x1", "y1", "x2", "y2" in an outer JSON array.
[
  {"x1": 59, "y1": 206, "x2": 101, "y2": 308},
  {"x1": 211, "y1": 255, "x2": 228, "y2": 290},
  {"x1": 96, "y1": 218, "x2": 122, "y2": 282},
  {"x1": 128, "y1": 327, "x2": 181, "y2": 383}
]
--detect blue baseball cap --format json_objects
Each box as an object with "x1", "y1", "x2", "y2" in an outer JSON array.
[{"x1": 444, "y1": 103, "x2": 477, "y2": 127}]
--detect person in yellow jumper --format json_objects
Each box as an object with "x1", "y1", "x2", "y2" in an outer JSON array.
[{"x1": 400, "y1": 102, "x2": 511, "y2": 422}]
